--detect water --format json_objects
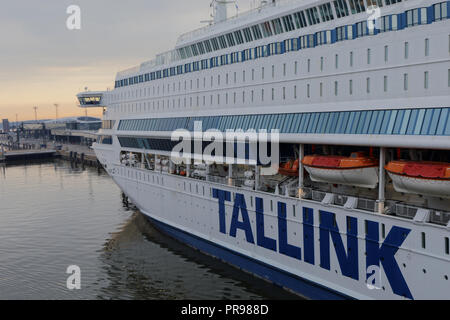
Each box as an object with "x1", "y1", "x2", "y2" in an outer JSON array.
[{"x1": 0, "y1": 160, "x2": 297, "y2": 300}]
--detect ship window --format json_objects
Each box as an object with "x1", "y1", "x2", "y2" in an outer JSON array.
[
  {"x1": 434, "y1": 2, "x2": 448, "y2": 21},
  {"x1": 251, "y1": 25, "x2": 263, "y2": 40},
  {"x1": 203, "y1": 40, "x2": 212, "y2": 52},
  {"x1": 282, "y1": 15, "x2": 296, "y2": 32},
  {"x1": 234, "y1": 30, "x2": 245, "y2": 44},
  {"x1": 261, "y1": 21, "x2": 273, "y2": 37},
  {"x1": 210, "y1": 38, "x2": 220, "y2": 51},
  {"x1": 293, "y1": 11, "x2": 308, "y2": 28},
  {"x1": 406, "y1": 8, "x2": 426, "y2": 27},
  {"x1": 333, "y1": 0, "x2": 349, "y2": 18},
  {"x1": 271, "y1": 18, "x2": 284, "y2": 34},
  {"x1": 226, "y1": 33, "x2": 236, "y2": 47},
  {"x1": 446, "y1": 237, "x2": 449, "y2": 255},
  {"x1": 349, "y1": 0, "x2": 365, "y2": 14},
  {"x1": 366, "y1": 0, "x2": 383, "y2": 7},
  {"x1": 421, "y1": 232, "x2": 426, "y2": 249},
  {"x1": 319, "y1": 3, "x2": 334, "y2": 22},
  {"x1": 242, "y1": 27, "x2": 253, "y2": 42},
  {"x1": 356, "y1": 21, "x2": 368, "y2": 37},
  {"x1": 218, "y1": 35, "x2": 228, "y2": 48},
  {"x1": 197, "y1": 42, "x2": 205, "y2": 55},
  {"x1": 385, "y1": 0, "x2": 402, "y2": 5},
  {"x1": 306, "y1": 7, "x2": 320, "y2": 25}
]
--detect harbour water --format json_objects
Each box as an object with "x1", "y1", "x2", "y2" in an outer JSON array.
[{"x1": 0, "y1": 160, "x2": 297, "y2": 300}]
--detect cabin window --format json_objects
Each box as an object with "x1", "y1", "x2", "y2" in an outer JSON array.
[
  {"x1": 349, "y1": 0, "x2": 365, "y2": 14},
  {"x1": 446, "y1": 237, "x2": 449, "y2": 255},
  {"x1": 347, "y1": 217, "x2": 352, "y2": 232},
  {"x1": 421, "y1": 232, "x2": 426, "y2": 249},
  {"x1": 334, "y1": 0, "x2": 349, "y2": 18}
]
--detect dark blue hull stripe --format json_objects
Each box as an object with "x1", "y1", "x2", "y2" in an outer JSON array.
[{"x1": 145, "y1": 215, "x2": 353, "y2": 300}]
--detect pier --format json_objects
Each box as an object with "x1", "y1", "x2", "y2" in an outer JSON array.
[{"x1": 0, "y1": 139, "x2": 101, "y2": 168}]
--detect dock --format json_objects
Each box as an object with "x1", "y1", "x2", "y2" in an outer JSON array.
[
  {"x1": 0, "y1": 140, "x2": 101, "y2": 168},
  {"x1": 2, "y1": 150, "x2": 57, "y2": 161}
]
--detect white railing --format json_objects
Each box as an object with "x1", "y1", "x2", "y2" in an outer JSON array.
[{"x1": 176, "y1": 0, "x2": 304, "y2": 45}]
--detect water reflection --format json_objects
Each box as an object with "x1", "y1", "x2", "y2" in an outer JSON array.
[{"x1": 0, "y1": 160, "x2": 299, "y2": 300}]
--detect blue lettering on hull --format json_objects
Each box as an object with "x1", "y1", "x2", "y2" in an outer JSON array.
[{"x1": 213, "y1": 188, "x2": 413, "y2": 299}]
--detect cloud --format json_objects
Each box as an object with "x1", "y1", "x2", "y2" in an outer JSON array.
[{"x1": 0, "y1": 0, "x2": 251, "y2": 120}]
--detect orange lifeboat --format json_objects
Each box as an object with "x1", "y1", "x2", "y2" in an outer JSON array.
[
  {"x1": 385, "y1": 161, "x2": 450, "y2": 199},
  {"x1": 278, "y1": 159, "x2": 300, "y2": 177},
  {"x1": 302, "y1": 152, "x2": 379, "y2": 188}
]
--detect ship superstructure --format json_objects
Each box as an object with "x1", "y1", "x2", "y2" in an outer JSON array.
[{"x1": 78, "y1": 0, "x2": 450, "y2": 299}]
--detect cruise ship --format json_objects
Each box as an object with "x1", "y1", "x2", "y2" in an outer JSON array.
[{"x1": 77, "y1": 0, "x2": 450, "y2": 300}]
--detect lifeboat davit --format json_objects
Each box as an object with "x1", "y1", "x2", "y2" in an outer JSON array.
[
  {"x1": 385, "y1": 161, "x2": 450, "y2": 199},
  {"x1": 302, "y1": 152, "x2": 379, "y2": 188},
  {"x1": 278, "y1": 159, "x2": 300, "y2": 177}
]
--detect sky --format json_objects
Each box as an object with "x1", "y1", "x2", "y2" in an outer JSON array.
[{"x1": 0, "y1": 0, "x2": 252, "y2": 122}]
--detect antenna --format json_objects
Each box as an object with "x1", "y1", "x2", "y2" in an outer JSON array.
[
  {"x1": 33, "y1": 106, "x2": 38, "y2": 122},
  {"x1": 54, "y1": 103, "x2": 59, "y2": 120}
]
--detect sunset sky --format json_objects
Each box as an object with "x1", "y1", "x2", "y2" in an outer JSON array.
[{"x1": 0, "y1": 0, "x2": 251, "y2": 122}]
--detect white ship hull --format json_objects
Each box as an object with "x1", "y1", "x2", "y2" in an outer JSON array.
[
  {"x1": 96, "y1": 143, "x2": 450, "y2": 300},
  {"x1": 83, "y1": 0, "x2": 450, "y2": 300}
]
